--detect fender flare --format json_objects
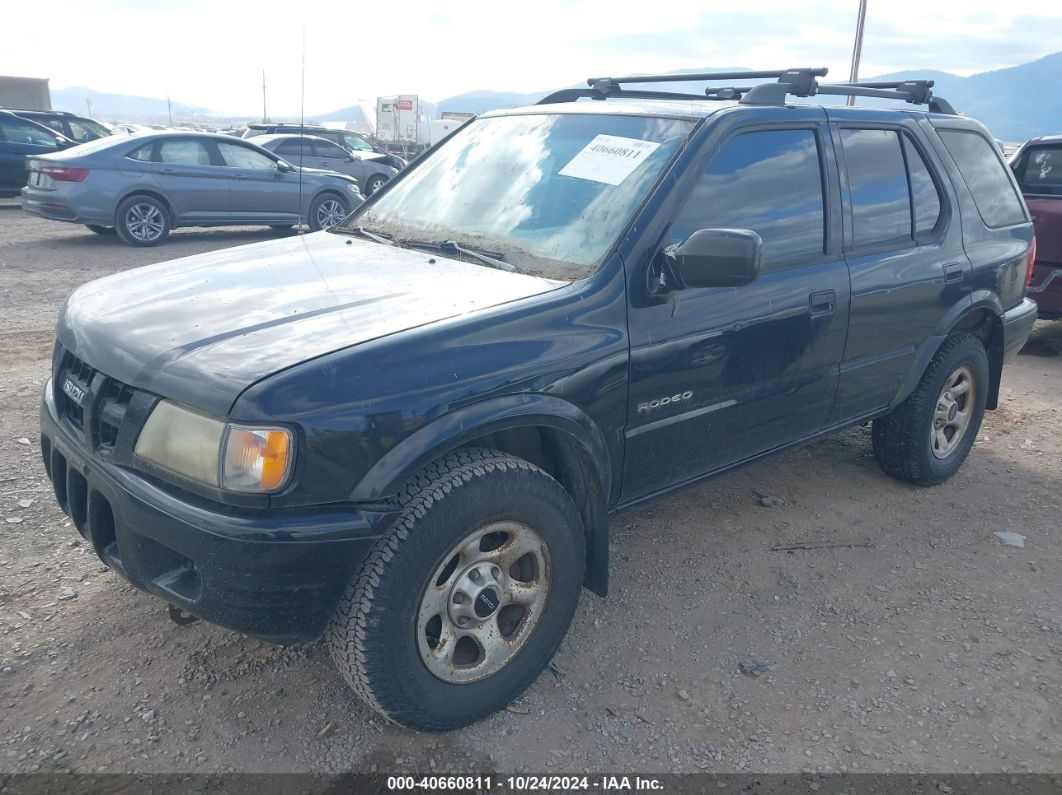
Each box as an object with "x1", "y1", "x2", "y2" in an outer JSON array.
[
  {"x1": 890, "y1": 291, "x2": 1005, "y2": 407},
  {"x1": 349, "y1": 393, "x2": 612, "y2": 503},
  {"x1": 350, "y1": 394, "x2": 614, "y2": 596}
]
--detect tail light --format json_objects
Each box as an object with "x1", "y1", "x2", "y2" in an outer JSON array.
[
  {"x1": 1026, "y1": 235, "x2": 1037, "y2": 286},
  {"x1": 40, "y1": 166, "x2": 88, "y2": 183}
]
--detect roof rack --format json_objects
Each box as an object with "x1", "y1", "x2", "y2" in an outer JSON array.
[{"x1": 538, "y1": 67, "x2": 957, "y2": 115}]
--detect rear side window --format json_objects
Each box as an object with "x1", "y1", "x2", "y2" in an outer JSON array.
[
  {"x1": 158, "y1": 140, "x2": 212, "y2": 166},
  {"x1": 840, "y1": 129, "x2": 911, "y2": 247},
  {"x1": 275, "y1": 139, "x2": 313, "y2": 158},
  {"x1": 670, "y1": 128, "x2": 826, "y2": 270},
  {"x1": 938, "y1": 129, "x2": 1026, "y2": 227},
  {"x1": 0, "y1": 116, "x2": 59, "y2": 146},
  {"x1": 1016, "y1": 146, "x2": 1062, "y2": 196}
]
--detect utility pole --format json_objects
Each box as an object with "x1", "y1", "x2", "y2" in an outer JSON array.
[
  {"x1": 262, "y1": 69, "x2": 268, "y2": 122},
  {"x1": 166, "y1": 94, "x2": 173, "y2": 127},
  {"x1": 847, "y1": 0, "x2": 868, "y2": 106},
  {"x1": 86, "y1": 98, "x2": 93, "y2": 118}
]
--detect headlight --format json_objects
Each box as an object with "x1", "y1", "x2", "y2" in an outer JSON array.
[{"x1": 135, "y1": 401, "x2": 294, "y2": 493}]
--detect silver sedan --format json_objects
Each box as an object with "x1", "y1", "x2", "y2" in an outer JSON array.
[
  {"x1": 254, "y1": 134, "x2": 398, "y2": 195},
  {"x1": 20, "y1": 132, "x2": 363, "y2": 246}
]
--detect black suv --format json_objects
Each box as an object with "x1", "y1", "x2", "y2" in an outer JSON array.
[
  {"x1": 0, "y1": 110, "x2": 73, "y2": 197},
  {"x1": 40, "y1": 69, "x2": 1037, "y2": 731},
  {"x1": 8, "y1": 109, "x2": 111, "y2": 143},
  {"x1": 243, "y1": 123, "x2": 406, "y2": 170}
]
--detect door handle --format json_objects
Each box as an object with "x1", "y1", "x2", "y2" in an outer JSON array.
[
  {"x1": 809, "y1": 290, "x2": 836, "y2": 317},
  {"x1": 943, "y1": 262, "x2": 965, "y2": 284}
]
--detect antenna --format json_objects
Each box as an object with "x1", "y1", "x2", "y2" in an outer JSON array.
[
  {"x1": 261, "y1": 69, "x2": 268, "y2": 123},
  {"x1": 298, "y1": 26, "x2": 306, "y2": 232}
]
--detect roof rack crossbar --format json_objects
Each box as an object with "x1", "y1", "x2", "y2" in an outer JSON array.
[
  {"x1": 538, "y1": 87, "x2": 738, "y2": 105},
  {"x1": 585, "y1": 68, "x2": 828, "y2": 95}
]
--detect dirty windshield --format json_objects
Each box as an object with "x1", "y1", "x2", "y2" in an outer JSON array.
[{"x1": 339, "y1": 113, "x2": 695, "y2": 280}]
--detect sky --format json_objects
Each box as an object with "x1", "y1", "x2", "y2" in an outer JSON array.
[{"x1": 3, "y1": 0, "x2": 1062, "y2": 116}]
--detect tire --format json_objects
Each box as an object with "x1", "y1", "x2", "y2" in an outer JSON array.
[
  {"x1": 308, "y1": 192, "x2": 351, "y2": 231},
  {"x1": 328, "y1": 448, "x2": 585, "y2": 731},
  {"x1": 114, "y1": 195, "x2": 170, "y2": 247},
  {"x1": 85, "y1": 224, "x2": 115, "y2": 235},
  {"x1": 872, "y1": 332, "x2": 989, "y2": 486},
  {"x1": 365, "y1": 174, "x2": 388, "y2": 195}
]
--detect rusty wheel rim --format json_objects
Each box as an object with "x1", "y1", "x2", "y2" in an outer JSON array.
[
  {"x1": 416, "y1": 521, "x2": 551, "y2": 684},
  {"x1": 931, "y1": 365, "x2": 974, "y2": 459}
]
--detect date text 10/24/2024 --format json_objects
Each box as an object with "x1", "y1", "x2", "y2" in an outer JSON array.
[{"x1": 387, "y1": 776, "x2": 665, "y2": 791}]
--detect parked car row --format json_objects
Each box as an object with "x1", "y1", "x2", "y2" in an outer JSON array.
[{"x1": 2, "y1": 109, "x2": 408, "y2": 244}]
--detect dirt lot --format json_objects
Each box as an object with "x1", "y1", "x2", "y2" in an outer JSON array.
[{"x1": 1, "y1": 201, "x2": 1060, "y2": 775}]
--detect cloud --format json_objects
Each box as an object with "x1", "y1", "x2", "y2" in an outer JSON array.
[{"x1": 0, "y1": 0, "x2": 1059, "y2": 115}]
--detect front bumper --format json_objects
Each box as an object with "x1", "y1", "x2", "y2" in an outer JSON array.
[
  {"x1": 1001, "y1": 297, "x2": 1038, "y2": 361},
  {"x1": 40, "y1": 384, "x2": 398, "y2": 644}
]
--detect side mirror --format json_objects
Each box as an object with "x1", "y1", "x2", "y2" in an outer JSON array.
[
  {"x1": 276, "y1": 160, "x2": 295, "y2": 173},
  {"x1": 663, "y1": 228, "x2": 763, "y2": 289}
]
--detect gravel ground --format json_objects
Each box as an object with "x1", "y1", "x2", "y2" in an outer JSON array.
[{"x1": 1, "y1": 202, "x2": 1060, "y2": 775}]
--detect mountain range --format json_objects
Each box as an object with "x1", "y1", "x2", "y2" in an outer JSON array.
[{"x1": 51, "y1": 51, "x2": 1062, "y2": 142}]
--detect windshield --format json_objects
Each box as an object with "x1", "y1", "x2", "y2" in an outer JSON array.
[
  {"x1": 339, "y1": 113, "x2": 694, "y2": 280},
  {"x1": 342, "y1": 133, "x2": 374, "y2": 152}
]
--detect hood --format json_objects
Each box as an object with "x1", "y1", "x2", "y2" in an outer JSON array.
[{"x1": 59, "y1": 232, "x2": 564, "y2": 415}]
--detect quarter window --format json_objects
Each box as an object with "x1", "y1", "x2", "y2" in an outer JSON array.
[
  {"x1": 670, "y1": 129, "x2": 826, "y2": 270},
  {"x1": 938, "y1": 129, "x2": 1026, "y2": 228}
]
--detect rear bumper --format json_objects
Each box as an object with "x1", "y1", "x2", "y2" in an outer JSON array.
[
  {"x1": 21, "y1": 184, "x2": 112, "y2": 224},
  {"x1": 1027, "y1": 263, "x2": 1062, "y2": 318},
  {"x1": 40, "y1": 384, "x2": 398, "y2": 644},
  {"x1": 1001, "y1": 297, "x2": 1038, "y2": 361}
]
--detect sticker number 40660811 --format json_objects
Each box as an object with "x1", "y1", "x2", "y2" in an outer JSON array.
[{"x1": 559, "y1": 134, "x2": 661, "y2": 186}]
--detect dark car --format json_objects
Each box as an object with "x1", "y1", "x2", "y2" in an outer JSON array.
[
  {"x1": 20, "y1": 131, "x2": 363, "y2": 245},
  {"x1": 1010, "y1": 136, "x2": 1062, "y2": 318},
  {"x1": 0, "y1": 110, "x2": 74, "y2": 197},
  {"x1": 9, "y1": 109, "x2": 112, "y2": 143},
  {"x1": 243, "y1": 122, "x2": 406, "y2": 170},
  {"x1": 255, "y1": 134, "x2": 397, "y2": 194},
  {"x1": 40, "y1": 68, "x2": 1037, "y2": 731}
]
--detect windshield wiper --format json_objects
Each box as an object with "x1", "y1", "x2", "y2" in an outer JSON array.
[
  {"x1": 402, "y1": 239, "x2": 515, "y2": 272},
  {"x1": 339, "y1": 226, "x2": 396, "y2": 246}
]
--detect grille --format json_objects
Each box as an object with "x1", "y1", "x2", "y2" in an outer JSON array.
[
  {"x1": 95, "y1": 380, "x2": 135, "y2": 451},
  {"x1": 57, "y1": 351, "x2": 94, "y2": 430},
  {"x1": 56, "y1": 348, "x2": 139, "y2": 453}
]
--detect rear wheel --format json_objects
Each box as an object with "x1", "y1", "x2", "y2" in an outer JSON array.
[
  {"x1": 85, "y1": 224, "x2": 115, "y2": 235},
  {"x1": 872, "y1": 333, "x2": 989, "y2": 486},
  {"x1": 114, "y1": 195, "x2": 170, "y2": 247},
  {"x1": 308, "y1": 192, "x2": 351, "y2": 231},
  {"x1": 328, "y1": 448, "x2": 585, "y2": 731}
]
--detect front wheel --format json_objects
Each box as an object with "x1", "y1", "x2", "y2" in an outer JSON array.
[
  {"x1": 328, "y1": 448, "x2": 585, "y2": 731},
  {"x1": 365, "y1": 174, "x2": 388, "y2": 195},
  {"x1": 308, "y1": 193, "x2": 351, "y2": 231},
  {"x1": 872, "y1": 333, "x2": 989, "y2": 486}
]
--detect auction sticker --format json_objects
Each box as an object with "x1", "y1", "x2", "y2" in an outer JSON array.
[{"x1": 559, "y1": 134, "x2": 661, "y2": 186}]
